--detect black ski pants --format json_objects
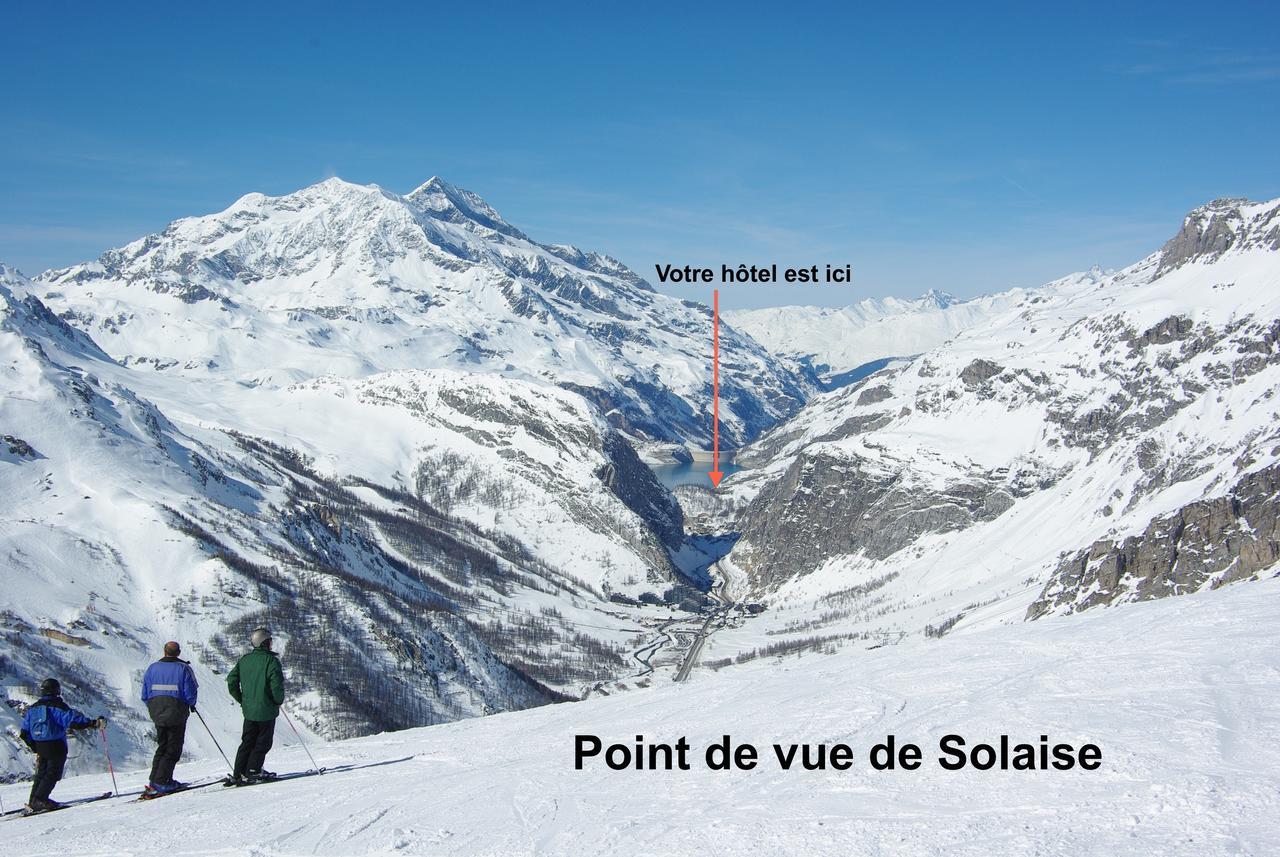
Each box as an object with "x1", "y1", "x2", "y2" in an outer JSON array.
[
  {"x1": 149, "y1": 722, "x2": 187, "y2": 785},
  {"x1": 233, "y1": 717, "x2": 276, "y2": 777},
  {"x1": 29, "y1": 740, "x2": 69, "y2": 803}
]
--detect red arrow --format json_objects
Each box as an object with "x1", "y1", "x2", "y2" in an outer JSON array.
[{"x1": 708, "y1": 288, "x2": 724, "y2": 487}]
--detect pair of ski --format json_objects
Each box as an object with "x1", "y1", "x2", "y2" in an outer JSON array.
[
  {"x1": 2, "y1": 767, "x2": 329, "y2": 818},
  {"x1": 2, "y1": 791, "x2": 113, "y2": 819},
  {"x1": 133, "y1": 777, "x2": 226, "y2": 802},
  {"x1": 135, "y1": 767, "x2": 327, "y2": 801},
  {"x1": 219, "y1": 768, "x2": 327, "y2": 789}
]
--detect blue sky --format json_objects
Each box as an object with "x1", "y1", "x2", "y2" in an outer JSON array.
[{"x1": 3, "y1": 2, "x2": 1278, "y2": 309}]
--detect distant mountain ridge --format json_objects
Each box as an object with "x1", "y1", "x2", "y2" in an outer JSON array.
[
  {"x1": 725, "y1": 284, "x2": 1063, "y2": 384},
  {"x1": 730, "y1": 195, "x2": 1280, "y2": 385}
]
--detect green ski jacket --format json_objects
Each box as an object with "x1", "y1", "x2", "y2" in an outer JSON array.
[{"x1": 227, "y1": 646, "x2": 285, "y2": 721}]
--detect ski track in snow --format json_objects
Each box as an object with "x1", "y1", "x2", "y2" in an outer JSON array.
[{"x1": 2, "y1": 576, "x2": 1277, "y2": 857}]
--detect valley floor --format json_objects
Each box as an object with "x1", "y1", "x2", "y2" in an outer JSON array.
[{"x1": 3, "y1": 577, "x2": 1277, "y2": 857}]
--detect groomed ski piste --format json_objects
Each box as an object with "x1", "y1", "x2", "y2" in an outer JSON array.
[{"x1": 2, "y1": 575, "x2": 1276, "y2": 856}]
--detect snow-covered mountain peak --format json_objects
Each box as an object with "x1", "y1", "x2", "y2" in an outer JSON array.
[
  {"x1": 406, "y1": 175, "x2": 528, "y2": 240},
  {"x1": 0, "y1": 264, "x2": 30, "y2": 316},
  {"x1": 0, "y1": 261, "x2": 30, "y2": 284},
  {"x1": 221, "y1": 175, "x2": 405, "y2": 220},
  {"x1": 32, "y1": 178, "x2": 810, "y2": 447},
  {"x1": 919, "y1": 287, "x2": 958, "y2": 308}
]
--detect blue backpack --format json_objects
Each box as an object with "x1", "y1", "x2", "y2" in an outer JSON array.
[{"x1": 22, "y1": 699, "x2": 88, "y2": 742}]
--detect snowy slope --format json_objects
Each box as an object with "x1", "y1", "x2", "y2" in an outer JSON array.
[
  {"x1": 725, "y1": 286, "x2": 1041, "y2": 383},
  {"x1": 1, "y1": 575, "x2": 1276, "y2": 856},
  {"x1": 36, "y1": 177, "x2": 810, "y2": 449}
]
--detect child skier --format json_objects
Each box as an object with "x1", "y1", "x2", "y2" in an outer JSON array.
[{"x1": 19, "y1": 679, "x2": 105, "y2": 812}]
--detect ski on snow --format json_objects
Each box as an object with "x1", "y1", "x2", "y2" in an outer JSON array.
[
  {"x1": 3, "y1": 792, "x2": 114, "y2": 819},
  {"x1": 4, "y1": 768, "x2": 331, "y2": 818},
  {"x1": 136, "y1": 768, "x2": 326, "y2": 801},
  {"x1": 132, "y1": 779, "x2": 226, "y2": 802},
  {"x1": 221, "y1": 768, "x2": 327, "y2": 789}
]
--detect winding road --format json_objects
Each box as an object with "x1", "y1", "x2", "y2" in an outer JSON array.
[
  {"x1": 589, "y1": 558, "x2": 746, "y2": 696},
  {"x1": 673, "y1": 559, "x2": 740, "y2": 682}
]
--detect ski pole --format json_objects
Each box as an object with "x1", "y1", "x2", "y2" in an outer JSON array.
[
  {"x1": 194, "y1": 708, "x2": 234, "y2": 773},
  {"x1": 98, "y1": 722, "x2": 119, "y2": 795},
  {"x1": 281, "y1": 708, "x2": 322, "y2": 774}
]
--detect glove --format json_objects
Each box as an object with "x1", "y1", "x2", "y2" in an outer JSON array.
[
  {"x1": 190, "y1": 706, "x2": 197, "y2": 714},
  {"x1": 95, "y1": 717, "x2": 107, "y2": 728}
]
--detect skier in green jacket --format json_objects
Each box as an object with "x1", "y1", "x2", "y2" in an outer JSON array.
[{"x1": 225, "y1": 627, "x2": 285, "y2": 785}]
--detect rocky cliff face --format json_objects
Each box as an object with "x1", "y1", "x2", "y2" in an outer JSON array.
[
  {"x1": 1156, "y1": 197, "x2": 1280, "y2": 275},
  {"x1": 731, "y1": 448, "x2": 1017, "y2": 591},
  {"x1": 1027, "y1": 464, "x2": 1280, "y2": 618}
]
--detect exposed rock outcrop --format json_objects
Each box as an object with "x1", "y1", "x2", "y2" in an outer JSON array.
[
  {"x1": 1157, "y1": 198, "x2": 1280, "y2": 275},
  {"x1": 598, "y1": 431, "x2": 684, "y2": 551},
  {"x1": 733, "y1": 451, "x2": 1016, "y2": 592},
  {"x1": 1027, "y1": 464, "x2": 1280, "y2": 618},
  {"x1": 960, "y1": 358, "x2": 1003, "y2": 387},
  {"x1": 3, "y1": 434, "x2": 38, "y2": 459}
]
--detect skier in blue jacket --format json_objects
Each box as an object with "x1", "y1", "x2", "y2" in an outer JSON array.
[
  {"x1": 141, "y1": 641, "x2": 199, "y2": 794},
  {"x1": 19, "y1": 679, "x2": 104, "y2": 812}
]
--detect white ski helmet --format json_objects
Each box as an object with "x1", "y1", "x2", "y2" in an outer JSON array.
[{"x1": 250, "y1": 627, "x2": 272, "y2": 648}]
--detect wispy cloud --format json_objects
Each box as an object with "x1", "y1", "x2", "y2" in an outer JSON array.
[
  {"x1": 1174, "y1": 61, "x2": 1280, "y2": 84},
  {"x1": 1109, "y1": 43, "x2": 1280, "y2": 86},
  {"x1": 1114, "y1": 62, "x2": 1166, "y2": 76},
  {"x1": 1001, "y1": 175, "x2": 1040, "y2": 201}
]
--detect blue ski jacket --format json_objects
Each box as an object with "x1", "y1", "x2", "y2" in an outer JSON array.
[
  {"x1": 20, "y1": 696, "x2": 95, "y2": 743},
  {"x1": 142, "y1": 657, "x2": 199, "y2": 707}
]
